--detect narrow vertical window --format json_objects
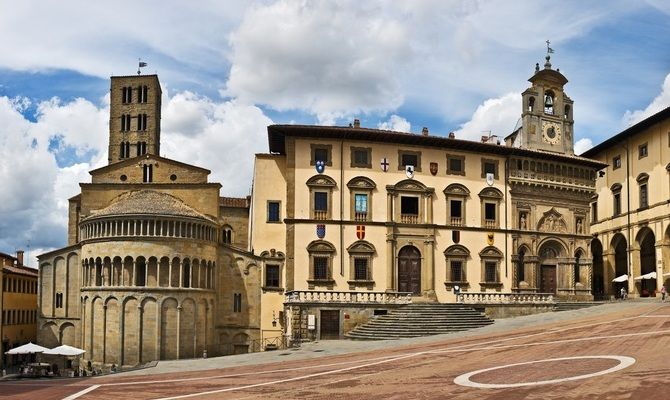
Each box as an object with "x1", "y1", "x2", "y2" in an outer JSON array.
[{"x1": 354, "y1": 194, "x2": 367, "y2": 221}]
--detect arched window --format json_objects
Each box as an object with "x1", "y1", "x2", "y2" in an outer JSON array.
[
  {"x1": 306, "y1": 240, "x2": 336, "y2": 288},
  {"x1": 444, "y1": 245, "x2": 470, "y2": 286},
  {"x1": 564, "y1": 104, "x2": 571, "y2": 119},
  {"x1": 346, "y1": 240, "x2": 376, "y2": 288},
  {"x1": 637, "y1": 173, "x2": 649, "y2": 209},
  {"x1": 527, "y1": 96, "x2": 535, "y2": 112},
  {"x1": 544, "y1": 90, "x2": 554, "y2": 115}
]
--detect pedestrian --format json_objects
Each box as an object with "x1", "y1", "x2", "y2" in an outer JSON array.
[
  {"x1": 453, "y1": 285, "x2": 461, "y2": 303},
  {"x1": 620, "y1": 287, "x2": 627, "y2": 300},
  {"x1": 661, "y1": 285, "x2": 667, "y2": 302}
]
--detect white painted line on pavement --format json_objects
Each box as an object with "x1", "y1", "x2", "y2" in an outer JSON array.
[{"x1": 62, "y1": 384, "x2": 100, "y2": 400}]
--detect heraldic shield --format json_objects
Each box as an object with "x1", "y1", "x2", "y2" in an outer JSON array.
[
  {"x1": 315, "y1": 160, "x2": 325, "y2": 174},
  {"x1": 316, "y1": 224, "x2": 326, "y2": 239},
  {"x1": 356, "y1": 225, "x2": 365, "y2": 240},
  {"x1": 430, "y1": 162, "x2": 438, "y2": 176},
  {"x1": 405, "y1": 165, "x2": 414, "y2": 179}
]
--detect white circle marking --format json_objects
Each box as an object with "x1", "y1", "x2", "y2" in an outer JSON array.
[{"x1": 454, "y1": 355, "x2": 636, "y2": 388}]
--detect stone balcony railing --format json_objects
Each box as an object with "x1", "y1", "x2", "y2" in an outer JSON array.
[
  {"x1": 285, "y1": 290, "x2": 413, "y2": 305},
  {"x1": 460, "y1": 292, "x2": 554, "y2": 304},
  {"x1": 400, "y1": 214, "x2": 419, "y2": 224}
]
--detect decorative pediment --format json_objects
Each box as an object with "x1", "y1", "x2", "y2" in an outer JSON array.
[
  {"x1": 347, "y1": 176, "x2": 376, "y2": 190},
  {"x1": 306, "y1": 175, "x2": 337, "y2": 188},
  {"x1": 443, "y1": 183, "x2": 470, "y2": 196},
  {"x1": 610, "y1": 183, "x2": 622, "y2": 192},
  {"x1": 387, "y1": 179, "x2": 433, "y2": 195},
  {"x1": 346, "y1": 240, "x2": 376, "y2": 254},
  {"x1": 260, "y1": 248, "x2": 285, "y2": 260},
  {"x1": 537, "y1": 208, "x2": 567, "y2": 233},
  {"x1": 479, "y1": 246, "x2": 503, "y2": 258},
  {"x1": 307, "y1": 239, "x2": 336, "y2": 253},
  {"x1": 636, "y1": 173, "x2": 649, "y2": 183},
  {"x1": 478, "y1": 187, "x2": 503, "y2": 199},
  {"x1": 444, "y1": 244, "x2": 470, "y2": 257}
]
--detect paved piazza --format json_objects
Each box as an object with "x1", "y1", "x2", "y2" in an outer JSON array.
[{"x1": 2, "y1": 302, "x2": 669, "y2": 399}]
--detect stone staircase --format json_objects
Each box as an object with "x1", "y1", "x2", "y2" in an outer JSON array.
[
  {"x1": 553, "y1": 301, "x2": 605, "y2": 312},
  {"x1": 345, "y1": 303, "x2": 494, "y2": 340}
]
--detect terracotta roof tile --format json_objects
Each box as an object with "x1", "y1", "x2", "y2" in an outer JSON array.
[
  {"x1": 219, "y1": 197, "x2": 249, "y2": 208},
  {"x1": 85, "y1": 190, "x2": 213, "y2": 221},
  {"x1": 3, "y1": 264, "x2": 38, "y2": 277}
]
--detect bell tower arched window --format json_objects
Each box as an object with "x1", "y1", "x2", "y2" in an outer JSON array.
[
  {"x1": 527, "y1": 96, "x2": 535, "y2": 112},
  {"x1": 544, "y1": 90, "x2": 554, "y2": 115}
]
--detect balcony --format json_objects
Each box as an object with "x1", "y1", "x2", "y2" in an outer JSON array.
[
  {"x1": 484, "y1": 219, "x2": 496, "y2": 229},
  {"x1": 401, "y1": 214, "x2": 419, "y2": 224},
  {"x1": 450, "y1": 216, "x2": 462, "y2": 226},
  {"x1": 460, "y1": 292, "x2": 554, "y2": 304},
  {"x1": 313, "y1": 210, "x2": 328, "y2": 220},
  {"x1": 354, "y1": 212, "x2": 368, "y2": 222}
]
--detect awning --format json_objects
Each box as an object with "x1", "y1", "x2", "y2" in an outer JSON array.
[
  {"x1": 612, "y1": 274, "x2": 629, "y2": 283},
  {"x1": 4, "y1": 342, "x2": 49, "y2": 355},
  {"x1": 634, "y1": 271, "x2": 657, "y2": 280},
  {"x1": 43, "y1": 344, "x2": 86, "y2": 356}
]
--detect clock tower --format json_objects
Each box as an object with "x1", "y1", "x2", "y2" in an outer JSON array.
[{"x1": 518, "y1": 52, "x2": 574, "y2": 155}]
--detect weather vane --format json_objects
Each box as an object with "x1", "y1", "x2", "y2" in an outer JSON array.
[
  {"x1": 546, "y1": 40, "x2": 554, "y2": 55},
  {"x1": 137, "y1": 58, "x2": 148, "y2": 75}
]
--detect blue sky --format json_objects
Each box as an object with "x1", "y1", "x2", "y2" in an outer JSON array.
[{"x1": 1, "y1": 0, "x2": 670, "y2": 262}]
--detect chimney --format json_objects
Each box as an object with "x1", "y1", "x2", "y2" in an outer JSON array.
[
  {"x1": 16, "y1": 250, "x2": 24, "y2": 266},
  {"x1": 448, "y1": 132, "x2": 455, "y2": 139},
  {"x1": 421, "y1": 127, "x2": 429, "y2": 136},
  {"x1": 353, "y1": 119, "x2": 360, "y2": 128}
]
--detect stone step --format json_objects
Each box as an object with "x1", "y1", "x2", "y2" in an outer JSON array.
[{"x1": 345, "y1": 303, "x2": 494, "y2": 340}]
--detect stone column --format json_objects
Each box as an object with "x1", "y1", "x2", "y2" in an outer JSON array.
[
  {"x1": 424, "y1": 239, "x2": 435, "y2": 299},
  {"x1": 386, "y1": 238, "x2": 395, "y2": 291},
  {"x1": 132, "y1": 261, "x2": 137, "y2": 286},
  {"x1": 176, "y1": 305, "x2": 182, "y2": 359},
  {"x1": 137, "y1": 305, "x2": 143, "y2": 364}
]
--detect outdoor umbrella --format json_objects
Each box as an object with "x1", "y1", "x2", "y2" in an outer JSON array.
[
  {"x1": 4, "y1": 342, "x2": 48, "y2": 355},
  {"x1": 43, "y1": 345, "x2": 85, "y2": 356}
]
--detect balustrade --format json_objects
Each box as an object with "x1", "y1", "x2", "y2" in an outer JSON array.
[
  {"x1": 400, "y1": 214, "x2": 418, "y2": 224},
  {"x1": 285, "y1": 290, "x2": 412, "y2": 305},
  {"x1": 460, "y1": 292, "x2": 554, "y2": 304}
]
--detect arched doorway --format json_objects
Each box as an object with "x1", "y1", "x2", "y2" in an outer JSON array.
[
  {"x1": 398, "y1": 246, "x2": 421, "y2": 295},
  {"x1": 613, "y1": 234, "x2": 628, "y2": 298},
  {"x1": 538, "y1": 240, "x2": 565, "y2": 294},
  {"x1": 591, "y1": 239, "x2": 605, "y2": 299},
  {"x1": 638, "y1": 228, "x2": 657, "y2": 296}
]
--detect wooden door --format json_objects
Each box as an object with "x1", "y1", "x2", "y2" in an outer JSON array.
[
  {"x1": 541, "y1": 265, "x2": 556, "y2": 294},
  {"x1": 320, "y1": 310, "x2": 340, "y2": 340},
  {"x1": 398, "y1": 246, "x2": 421, "y2": 295}
]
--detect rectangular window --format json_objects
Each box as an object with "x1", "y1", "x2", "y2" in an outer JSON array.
[
  {"x1": 233, "y1": 293, "x2": 242, "y2": 312},
  {"x1": 450, "y1": 200, "x2": 462, "y2": 218},
  {"x1": 485, "y1": 203, "x2": 496, "y2": 221},
  {"x1": 447, "y1": 156, "x2": 465, "y2": 175},
  {"x1": 614, "y1": 193, "x2": 621, "y2": 216},
  {"x1": 485, "y1": 262, "x2": 498, "y2": 282},
  {"x1": 401, "y1": 196, "x2": 419, "y2": 215},
  {"x1": 354, "y1": 258, "x2": 368, "y2": 280},
  {"x1": 314, "y1": 192, "x2": 328, "y2": 211},
  {"x1": 640, "y1": 184, "x2": 648, "y2": 209},
  {"x1": 265, "y1": 265, "x2": 280, "y2": 287},
  {"x1": 591, "y1": 202, "x2": 598, "y2": 223},
  {"x1": 639, "y1": 143, "x2": 648, "y2": 159},
  {"x1": 481, "y1": 159, "x2": 498, "y2": 179},
  {"x1": 401, "y1": 154, "x2": 418, "y2": 167},
  {"x1": 351, "y1": 147, "x2": 371, "y2": 168},
  {"x1": 310, "y1": 144, "x2": 332, "y2": 166},
  {"x1": 613, "y1": 155, "x2": 621, "y2": 170},
  {"x1": 314, "y1": 257, "x2": 328, "y2": 280},
  {"x1": 398, "y1": 150, "x2": 421, "y2": 171},
  {"x1": 268, "y1": 201, "x2": 281, "y2": 222},
  {"x1": 355, "y1": 194, "x2": 368, "y2": 213},
  {"x1": 450, "y1": 260, "x2": 463, "y2": 282}
]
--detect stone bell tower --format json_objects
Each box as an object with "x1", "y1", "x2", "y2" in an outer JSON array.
[
  {"x1": 519, "y1": 50, "x2": 574, "y2": 155},
  {"x1": 108, "y1": 74, "x2": 162, "y2": 164}
]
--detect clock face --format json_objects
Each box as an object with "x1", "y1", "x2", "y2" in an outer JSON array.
[{"x1": 542, "y1": 122, "x2": 562, "y2": 145}]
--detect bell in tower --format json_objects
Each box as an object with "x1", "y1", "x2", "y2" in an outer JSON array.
[{"x1": 514, "y1": 48, "x2": 574, "y2": 155}]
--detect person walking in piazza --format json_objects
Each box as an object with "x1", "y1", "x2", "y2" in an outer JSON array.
[
  {"x1": 620, "y1": 287, "x2": 628, "y2": 300},
  {"x1": 661, "y1": 285, "x2": 667, "y2": 302}
]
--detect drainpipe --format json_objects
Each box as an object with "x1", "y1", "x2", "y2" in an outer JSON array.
[{"x1": 625, "y1": 138, "x2": 632, "y2": 294}]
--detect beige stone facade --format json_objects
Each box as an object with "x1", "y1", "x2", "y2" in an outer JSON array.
[
  {"x1": 583, "y1": 106, "x2": 670, "y2": 299},
  {"x1": 251, "y1": 57, "x2": 606, "y2": 340},
  {"x1": 1, "y1": 251, "x2": 38, "y2": 369},
  {"x1": 38, "y1": 74, "x2": 261, "y2": 368}
]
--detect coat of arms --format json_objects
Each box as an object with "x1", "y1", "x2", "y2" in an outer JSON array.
[
  {"x1": 315, "y1": 160, "x2": 325, "y2": 174},
  {"x1": 452, "y1": 230, "x2": 460, "y2": 243},
  {"x1": 356, "y1": 225, "x2": 365, "y2": 240},
  {"x1": 430, "y1": 162, "x2": 438, "y2": 176},
  {"x1": 380, "y1": 157, "x2": 389, "y2": 172},
  {"x1": 316, "y1": 224, "x2": 326, "y2": 239},
  {"x1": 405, "y1": 165, "x2": 414, "y2": 179}
]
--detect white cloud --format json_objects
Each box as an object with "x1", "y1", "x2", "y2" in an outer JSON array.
[
  {"x1": 622, "y1": 73, "x2": 670, "y2": 127},
  {"x1": 574, "y1": 138, "x2": 594, "y2": 155},
  {"x1": 377, "y1": 115, "x2": 411, "y2": 132},
  {"x1": 226, "y1": 0, "x2": 409, "y2": 122},
  {"x1": 454, "y1": 93, "x2": 520, "y2": 141},
  {"x1": 0, "y1": 89, "x2": 273, "y2": 253}
]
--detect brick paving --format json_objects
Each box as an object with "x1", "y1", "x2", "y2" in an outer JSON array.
[{"x1": 1, "y1": 301, "x2": 667, "y2": 399}]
